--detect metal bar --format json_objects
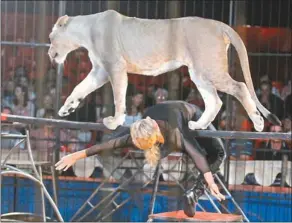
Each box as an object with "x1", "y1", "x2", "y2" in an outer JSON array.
[
  {"x1": 248, "y1": 52, "x2": 292, "y2": 57},
  {"x1": 1, "y1": 139, "x2": 26, "y2": 167},
  {"x1": 94, "y1": 192, "x2": 121, "y2": 221},
  {"x1": 1, "y1": 170, "x2": 64, "y2": 222},
  {"x1": 25, "y1": 130, "x2": 40, "y2": 179},
  {"x1": 100, "y1": 197, "x2": 131, "y2": 221},
  {"x1": 203, "y1": 190, "x2": 222, "y2": 213},
  {"x1": 52, "y1": 0, "x2": 67, "y2": 209},
  {"x1": 280, "y1": 155, "x2": 288, "y2": 187},
  {"x1": 77, "y1": 169, "x2": 142, "y2": 222},
  {"x1": 214, "y1": 174, "x2": 249, "y2": 222},
  {"x1": 1, "y1": 134, "x2": 27, "y2": 139},
  {"x1": 225, "y1": 0, "x2": 235, "y2": 190},
  {"x1": 70, "y1": 153, "x2": 130, "y2": 221},
  {"x1": 0, "y1": 41, "x2": 50, "y2": 47},
  {"x1": 148, "y1": 161, "x2": 162, "y2": 218},
  {"x1": 38, "y1": 166, "x2": 46, "y2": 222},
  {"x1": 2, "y1": 114, "x2": 291, "y2": 140}
]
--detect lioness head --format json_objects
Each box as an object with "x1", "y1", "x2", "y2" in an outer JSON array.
[{"x1": 48, "y1": 15, "x2": 80, "y2": 64}]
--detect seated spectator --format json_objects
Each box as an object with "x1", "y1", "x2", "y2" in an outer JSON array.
[
  {"x1": 257, "y1": 75, "x2": 281, "y2": 98},
  {"x1": 258, "y1": 81, "x2": 284, "y2": 121},
  {"x1": 281, "y1": 80, "x2": 291, "y2": 101},
  {"x1": 282, "y1": 115, "x2": 291, "y2": 149},
  {"x1": 2, "y1": 80, "x2": 15, "y2": 108},
  {"x1": 229, "y1": 101, "x2": 254, "y2": 160},
  {"x1": 30, "y1": 109, "x2": 75, "y2": 161},
  {"x1": 154, "y1": 88, "x2": 168, "y2": 104},
  {"x1": 124, "y1": 84, "x2": 144, "y2": 126},
  {"x1": 67, "y1": 93, "x2": 97, "y2": 146},
  {"x1": 284, "y1": 93, "x2": 291, "y2": 118},
  {"x1": 1, "y1": 107, "x2": 25, "y2": 150},
  {"x1": 11, "y1": 85, "x2": 35, "y2": 117},
  {"x1": 255, "y1": 125, "x2": 291, "y2": 161},
  {"x1": 145, "y1": 84, "x2": 158, "y2": 107},
  {"x1": 36, "y1": 94, "x2": 54, "y2": 118},
  {"x1": 186, "y1": 88, "x2": 204, "y2": 110}
]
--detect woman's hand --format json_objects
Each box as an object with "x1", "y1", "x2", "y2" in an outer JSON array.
[
  {"x1": 204, "y1": 171, "x2": 225, "y2": 201},
  {"x1": 208, "y1": 183, "x2": 226, "y2": 201},
  {"x1": 55, "y1": 151, "x2": 86, "y2": 171}
]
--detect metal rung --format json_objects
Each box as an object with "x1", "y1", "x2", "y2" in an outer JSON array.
[{"x1": 87, "y1": 201, "x2": 94, "y2": 208}]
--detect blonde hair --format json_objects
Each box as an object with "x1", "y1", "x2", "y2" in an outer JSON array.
[{"x1": 130, "y1": 117, "x2": 164, "y2": 167}]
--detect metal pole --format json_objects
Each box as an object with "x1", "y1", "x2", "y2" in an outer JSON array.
[
  {"x1": 280, "y1": 154, "x2": 288, "y2": 187},
  {"x1": 1, "y1": 114, "x2": 291, "y2": 140},
  {"x1": 52, "y1": 0, "x2": 67, "y2": 208},
  {"x1": 224, "y1": 0, "x2": 235, "y2": 186},
  {"x1": 0, "y1": 41, "x2": 50, "y2": 47},
  {"x1": 147, "y1": 162, "x2": 162, "y2": 221}
]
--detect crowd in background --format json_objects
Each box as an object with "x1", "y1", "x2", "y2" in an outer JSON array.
[{"x1": 1, "y1": 46, "x2": 291, "y2": 166}]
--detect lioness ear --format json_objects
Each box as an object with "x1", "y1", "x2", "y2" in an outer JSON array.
[{"x1": 56, "y1": 15, "x2": 69, "y2": 27}]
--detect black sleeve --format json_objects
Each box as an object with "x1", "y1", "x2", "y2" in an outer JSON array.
[
  {"x1": 85, "y1": 134, "x2": 134, "y2": 157},
  {"x1": 182, "y1": 136, "x2": 211, "y2": 174}
]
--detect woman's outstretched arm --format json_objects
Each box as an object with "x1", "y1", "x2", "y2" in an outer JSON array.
[{"x1": 55, "y1": 134, "x2": 133, "y2": 171}]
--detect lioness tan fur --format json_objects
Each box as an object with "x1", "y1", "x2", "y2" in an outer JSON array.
[{"x1": 48, "y1": 10, "x2": 280, "y2": 130}]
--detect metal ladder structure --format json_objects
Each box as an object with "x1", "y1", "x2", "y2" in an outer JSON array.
[
  {"x1": 69, "y1": 149, "x2": 249, "y2": 222},
  {"x1": 1, "y1": 123, "x2": 64, "y2": 222}
]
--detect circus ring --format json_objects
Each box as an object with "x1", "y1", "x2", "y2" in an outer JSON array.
[{"x1": 1, "y1": 114, "x2": 291, "y2": 222}]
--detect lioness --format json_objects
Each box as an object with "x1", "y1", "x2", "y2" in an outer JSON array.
[{"x1": 48, "y1": 10, "x2": 280, "y2": 131}]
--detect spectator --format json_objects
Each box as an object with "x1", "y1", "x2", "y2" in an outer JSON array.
[
  {"x1": 145, "y1": 84, "x2": 158, "y2": 107},
  {"x1": 154, "y1": 88, "x2": 168, "y2": 104},
  {"x1": 284, "y1": 93, "x2": 291, "y2": 118},
  {"x1": 14, "y1": 66, "x2": 27, "y2": 80},
  {"x1": 1, "y1": 107, "x2": 25, "y2": 150},
  {"x1": 258, "y1": 81, "x2": 284, "y2": 121},
  {"x1": 282, "y1": 115, "x2": 291, "y2": 149},
  {"x1": 124, "y1": 84, "x2": 144, "y2": 126},
  {"x1": 255, "y1": 124, "x2": 291, "y2": 161},
  {"x1": 281, "y1": 80, "x2": 291, "y2": 101},
  {"x1": 186, "y1": 88, "x2": 204, "y2": 110},
  {"x1": 2, "y1": 80, "x2": 15, "y2": 108},
  {"x1": 12, "y1": 85, "x2": 35, "y2": 117},
  {"x1": 36, "y1": 94, "x2": 54, "y2": 118},
  {"x1": 30, "y1": 109, "x2": 75, "y2": 161},
  {"x1": 18, "y1": 76, "x2": 29, "y2": 88},
  {"x1": 67, "y1": 93, "x2": 97, "y2": 146},
  {"x1": 228, "y1": 100, "x2": 254, "y2": 160},
  {"x1": 257, "y1": 75, "x2": 281, "y2": 98}
]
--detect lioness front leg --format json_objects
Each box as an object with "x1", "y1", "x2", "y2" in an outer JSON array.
[
  {"x1": 102, "y1": 70, "x2": 128, "y2": 130},
  {"x1": 58, "y1": 68, "x2": 109, "y2": 117}
]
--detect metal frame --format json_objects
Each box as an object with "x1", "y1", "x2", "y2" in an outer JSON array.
[
  {"x1": 0, "y1": 127, "x2": 64, "y2": 222},
  {"x1": 1, "y1": 114, "x2": 290, "y2": 141},
  {"x1": 1, "y1": 114, "x2": 290, "y2": 222}
]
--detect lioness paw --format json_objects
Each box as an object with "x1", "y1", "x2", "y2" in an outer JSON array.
[
  {"x1": 58, "y1": 96, "x2": 82, "y2": 117},
  {"x1": 103, "y1": 114, "x2": 126, "y2": 130},
  {"x1": 250, "y1": 112, "x2": 264, "y2": 132}
]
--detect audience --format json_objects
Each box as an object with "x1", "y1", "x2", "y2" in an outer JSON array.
[
  {"x1": 11, "y1": 85, "x2": 35, "y2": 117},
  {"x1": 36, "y1": 94, "x2": 54, "y2": 118},
  {"x1": 258, "y1": 81, "x2": 284, "y2": 121},
  {"x1": 255, "y1": 124, "x2": 291, "y2": 161},
  {"x1": 124, "y1": 84, "x2": 144, "y2": 126},
  {"x1": 154, "y1": 88, "x2": 168, "y2": 104},
  {"x1": 1, "y1": 107, "x2": 25, "y2": 150},
  {"x1": 2, "y1": 80, "x2": 15, "y2": 108}
]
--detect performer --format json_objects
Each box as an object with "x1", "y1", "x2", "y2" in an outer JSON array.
[{"x1": 55, "y1": 101, "x2": 226, "y2": 217}]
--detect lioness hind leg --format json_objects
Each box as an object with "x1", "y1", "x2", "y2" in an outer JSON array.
[
  {"x1": 214, "y1": 73, "x2": 264, "y2": 132},
  {"x1": 188, "y1": 70, "x2": 223, "y2": 130}
]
